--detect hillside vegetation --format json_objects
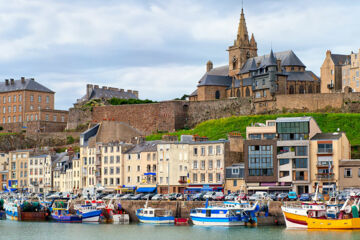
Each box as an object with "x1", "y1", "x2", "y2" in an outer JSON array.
[{"x1": 146, "y1": 113, "x2": 360, "y2": 145}]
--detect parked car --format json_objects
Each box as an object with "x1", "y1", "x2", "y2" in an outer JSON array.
[
  {"x1": 225, "y1": 193, "x2": 238, "y2": 201},
  {"x1": 168, "y1": 193, "x2": 182, "y2": 200},
  {"x1": 277, "y1": 193, "x2": 288, "y2": 201},
  {"x1": 288, "y1": 192, "x2": 298, "y2": 201},
  {"x1": 203, "y1": 192, "x2": 216, "y2": 200},
  {"x1": 299, "y1": 193, "x2": 311, "y2": 201},
  {"x1": 151, "y1": 194, "x2": 163, "y2": 200},
  {"x1": 131, "y1": 193, "x2": 144, "y2": 200},
  {"x1": 191, "y1": 192, "x2": 206, "y2": 201},
  {"x1": 103, "y1": 194, "x2": 116, "y2": 200},
  {"x1": 141, "y1": 193, "x2": 155, "y2": 200},
  {"x1": 337, "y1": 192, "x2": 348, "y2": 201},
  {"x1": 213, "y1": 192, "x2": 225, "y2": 201},
  {"x1": 237, "y1": 193, "x2": 249, "y2": 201},
  {"x1": 176, "y1": 194, "x2": 186, "y2": 201},
  {"x1": 120, "y1": 194, "x2": 134, "y2": 200},
  {"x1": 311, "y1": 193, "x2": 324, "y2": 201},
  {"x1": 115, "y1": 193, "x2": 124, "y2": 199},
  {"x1": 268, "y1": 193, "x2": 278, "y2": 201}
]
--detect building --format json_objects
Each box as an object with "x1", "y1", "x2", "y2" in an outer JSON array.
[
  {"x1": 28, "y1": 154, "x2": 51, "y2": 193},
  {"x1": 339, "y1": 159, "x2": 360, "y2": 191},
  {"x1": 225, "y1": 163, "x2": 245, "y2": 194},
  {"x1": 0, "y1": 77, "x2": 68, "y2": 133},
  {"x1": 76, "y1": 84, "x2": 139, "y2": 105},
  {"x1": 124, "y1": 141, "x2": 159, "y2": 193},
  {"x1": 310, "y1": 132, "x2": 351, "y2": 193},
  {"x1": 0, "y1": 152, "x2": 9, "y2": 191},
  {"x1": 276, "y1": 117, "x2": 321, "y2": 194},
  {"x1": 189, "y1": 8, "x2": 320, "y2": 102},
  {"x1": 321, "y1": 49, "x2": 360, "y2": 93},
  {"x1": 8, "y1": 150, "x2": 31, "y2": 191},
  {"x1": 52, "y1": 152, "x2": 70, "y2": 192}
]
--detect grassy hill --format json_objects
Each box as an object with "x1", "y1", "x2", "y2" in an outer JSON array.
[{"x1": 146, "y1": 113, "x2": 360, "y2": 145}]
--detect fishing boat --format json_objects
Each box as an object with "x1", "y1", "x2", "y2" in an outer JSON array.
[
  {"x1": 100, "y1": 199, "x2": 129, "y2": 224},
  {"x1": 136, "y1": 200, "x2": 174, "y2": 224},
  {"x1": 190, "y1": 200, "x2": 259, "y2": 226},
  {"x1": 4, "y1": 199, "x2": 20, "y2": 221},
  {"x1": 51, "y1": 199, "x2": 82, "y2": 223},
  {"x1": 17, "y1": 200, "x2": 49, "y2": 221},
  {"x1": 75, "y1": 200, "x2": 105, "y2": 223}
]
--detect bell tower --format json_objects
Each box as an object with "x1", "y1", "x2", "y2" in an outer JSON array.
[{"x1": 228, "y1": 8, "x2": 258, "y2": 77}]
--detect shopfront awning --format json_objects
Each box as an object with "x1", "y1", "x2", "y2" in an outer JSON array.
[
  {"x1": 247, "y1": 186, "x2": 292, "y2": 191},
  {"x1": 136, "y1": 187, "x2": 157, "y2": 193},
  {"x1": 144, "y1": 172, "x2": 156, "y2": 176}
]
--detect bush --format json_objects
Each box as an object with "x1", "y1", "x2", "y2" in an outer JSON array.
[
  {"x1": 66, "y1": 136, "x2": 75, "y2": 144},
  {"x1": 107, "y1": 98, "x2": 156, "y2": 105}
]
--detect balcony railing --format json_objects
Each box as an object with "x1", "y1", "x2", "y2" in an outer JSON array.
[
  {"x1": 318, "y1": 149, "x2": 333, "y2": 154},
  {"x1": 316, "y1": 173, "x2": 335, "y2": 180}
]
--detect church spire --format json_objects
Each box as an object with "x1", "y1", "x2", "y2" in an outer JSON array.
[
  {"x1": 236, "y1": 8, "x2": 249, "y2": 46},
  {"x1": 250, "y1": 33, "x2": 257, "y2": 47}
]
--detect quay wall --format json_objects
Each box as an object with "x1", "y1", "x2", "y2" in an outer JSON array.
[{"x1": 119, "y1": 200, "x2": 285, "y2": 225}]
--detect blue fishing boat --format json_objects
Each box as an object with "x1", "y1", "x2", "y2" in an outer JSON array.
[
  {"x1": 136, "y1": 200, "x2": 174, "y2": 224},
  {"x1": 51, "y1": 199, "x2": 82, "y2": 223}
]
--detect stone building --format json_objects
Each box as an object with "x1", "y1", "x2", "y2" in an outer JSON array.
[
  {"x1": 320, "y1": 49, "x2": 360, "y2": 93},
  {"x1": 225, "y1": 163, "x2": 245, "y2": 194},
  {"x1": 309, "y1": 132, "x2": 350, "y2": 193},
  {"x1": 189, "y1": 8, "x2": 320, "y2": 102},
  {"x1": 28, "y1": 154, "x2": 51, "y2": 193},
  {"x1": 339, "y1": 159, "x2": 360, "y2": 191},
  {"x1": 76, "y1": 84, "x2": 139, "y2": 105},
  {"x1": 0, "y1": 77, "x2": 68, "y2": 133}
]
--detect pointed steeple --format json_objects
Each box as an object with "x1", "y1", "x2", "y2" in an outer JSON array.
[
  {"x1": 250, "y1": 33, "x2": 257, "y2": 47},
  {"x1": 249, "y1": 58, "x2": 257, "y2": 72},
  {"x1": 236, "y1": 8, "x2": 249, "y2": 46},
  {"x1": 267, "y1": 49, "x2": 277, "y2": 66}
]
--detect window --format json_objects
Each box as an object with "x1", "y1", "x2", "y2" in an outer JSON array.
[
  {"x1": 216, "y1": 145, "x2": 221, "y2": 155},
  {"x1": 8, "y1": 106, "x2": 11, "y2": 113},
  {"x1": 147, "y1": 153, "x2": 150, "y2": 161},
  {"x1": 110, "y1": 156, "x2": 114, "y2": 164},
  {"x1": 193, "y1": 148, "x2": 198, "y2": 155},
  {"x1": 46, "y1": 96, "x2": 49, "y2": 103},
  {"x1": 208, "y1": 146, "x2": 213, "y2": 155},
  {"x1": 2, "y1": 107, "x2": 5, "y2": 113},
  {"x1": 103, "y1": 156, "x2": 108, "y2": 164},
  {"x1": 193, "y1": 173, "x2": 198, "y2": 183},
  {"x1": 53, "y1": 115, "x2": 57, "y2": 121},
  {"x1": 208, "y1": 160, "x2": 213, "y2": 169},
  {"x1": 127, "y1": 166, "x2": 131, "y2": 172},
  {"x1": 110, "y1": 167, "x2": 114, "y2": 175},
  {"x1": 61, "y1": 116, "x2": 65, "y2": 122},
  {"x1": 137, "y1": 176, "x2": 140, "y2": 183},
  {"x1": 193, "y1": 160, "x2": 198, "y2": 169},
  {"x1": 295, "y1": 146, "x2": 308, "y2": 156},
  {"x1": 8, "y1": 116, "x2": 10, "y2": 123},
  {"x1": 128, "y1": 155, "x2": 131, "y2": 160},
  {"x1": 280, "y1": 171, "x2": 290, "y2": 178},
  {"x1": 201, "y1": 147, "x2": 205, "y2": 156},
  {"x1": 200, "y1": 173, "x2": 205, "y2": 182},
  {"x1": 19, "y1": 95, "x2": 22, "y2": 102},
  {"x1": 233, "y1": 179, "x2": 237, "y2": 186},
  {"x1": 263, "y1": 133, "x2": 276, "y2": 140},
  {"x1": 116, "y1": 167, "x2": 120, "y2": 174},
  {"x1": 104, "y1": 178, "x2": 108, "y2": 185},
  {"x1": 318, "y1": 143, "x2": 332, "y2": 153},
  {"x1": 13, "y1": 116, "x2": 16, "y2": 123},
  {"x1": 215, "y1": 90, "x2": 220, "y2": 99},
  {"x1": 137, "y1": 165, "x2": 140, "y2": 171},
  {"x1": 216, "y1": 160, "x2": 221, "y2": 169},
  {"x1": 279, "y1": 159, "x2": 290, "y2": 165},
  {"x1": 216, "y1": 173, "x2": 221, "y2": 182},
  {"x1": 293, "y1": 158, "x2": 308, "y2": 168},
  {"x1": 45, "y1": 114, "x2": 49, "y2": 121},
  {"x1": 208, "y1": 173, "x2": 213, "y2": 182},
  {"x1": 344, "y1": 168, "x2": 352, "y2": 178},
  {"x1": 38, "y1": 95, "x2": 42, "y2": 102},
  {"x1": 19, "y1": 105, "x2": 22, "y2": 112},
  {"x1": 248, "y1": 145, "x2": 273, "y2": 176},
  {"x1": 13, "y1": 106, "x2": 16, "y2": 113},
  {"x1": 104, "y1": 168, "x2": 108, "y2": 175},
  {"x1": 249, "y1": 134, "x2": 261, "y2": 140},
  {"x1": 30, "y1": 95, "x2": 34, "y2": 102},
  {"x1": 201, "y1": 160, "x2": 205, "y2": 169},
  {"x1": 8, "y1": 96, "x2": 11, "y2": 103},
  {"x1": 2, "y1": 96, "x2": 5, "y2": 103},
  {"x1": 116, "y1": 156, "x2": 120, "y2": 163},
  {"x1": 137, "y1": 153, "x2": 140, "y2": 160}
]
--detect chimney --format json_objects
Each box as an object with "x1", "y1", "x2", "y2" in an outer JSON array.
[
  {"x1": 10, "y1": 79, "x2": 14, "y2": 85},
  {"x1": 326, "y1": 50, "x2": 331, "y2": 57},
  {"x1": 94, "y1": 85, "x2": 99, "y2": 89},
  {"x1": 21, "y1": 77, "x2": 25, "y2": 84},
  {"x1": 5, "y1": 79, "x2": 9, "y2": 86},
  {"x1": 86, "y1": 84, "x2": 93, "y2": 99},
  {"x1": 133, "y1": 90, "x2": 139, "y2": 98},
  {"x1": 277, "y1": 59, "x2": 281, "y2": 71},
  {"x1": 206, "y1": 60, "x2": 213, "y2": 72},
  {"x1": 102, "y1": 86, "x2": 107, "y2": 90},
  {"x1": 127, "y1": 90, "x2": 132, "y2": 93},
  {"x1": 30, "y1": 78, "x2": 34, "y2": 81},
  {"x1": 120, "y1": 89, "x2": 124, "y2": 92}
]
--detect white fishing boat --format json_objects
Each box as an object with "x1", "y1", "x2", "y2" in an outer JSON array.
[{"x1": 135, "y1": 200, "x2": 174, "y2": 224}]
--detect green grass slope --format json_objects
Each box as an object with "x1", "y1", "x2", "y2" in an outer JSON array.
[{"x1": 146, "y1": 113, "x2": 360, "y2": 145}]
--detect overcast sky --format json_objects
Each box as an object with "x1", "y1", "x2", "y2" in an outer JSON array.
[{"x1": 0, "y1": 0, "x2": 359, "y2": 109}]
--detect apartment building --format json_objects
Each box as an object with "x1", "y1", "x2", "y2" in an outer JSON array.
[
  {"x1": 124, "y1": 141, "x2": 159, "y2": 193},
  {"x1": 188, "y1": 139, "x2": 229, "y2": 192},
  {"x1": 339, "y1": 159, "x2": 360, "y2": 191},
  {"x1": 0, "y1": 153, "x2": 9, "y2": 191},
  {"x1": 72, "y1": 154, "x2": 81, "y2": 193},
  {"x1": 52, "y1": 153, "x2": 70, "y2": 192},
  {"x1": 276, "y1": 117, "x2": 321, "y2": 194},
  {"x1": 310, "y1": 132, "x2": 351, "y2": 193},
  {"x1": 8, "y1": 150, "x2": 31, "y2": 190},
  {"x1": 28, "y1": 154, "x2": 51, "y2": 193}
]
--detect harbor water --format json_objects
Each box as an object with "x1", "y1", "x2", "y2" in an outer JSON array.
[{"x1": 1, "y1": 221, "x2": 360, "y2": 240}]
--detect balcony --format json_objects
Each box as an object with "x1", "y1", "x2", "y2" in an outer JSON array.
[
  {"x1": 316, "y1": 173, "x2": 335, "y2": 181},
  {"x1": 96, "y1": 160, "x2": 101, "y2": 166},
  {"x1": 317, "y1": 149, "x2": 333, "y2": 155}
]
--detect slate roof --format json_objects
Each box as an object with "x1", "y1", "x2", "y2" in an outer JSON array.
[
  {"x1": 189, "y1": 89, "x2": 198, "y2": 96},
  {"x1": 197, "y1": 65, "x2": 232, "y2": 87},
  {"x1": 240, "y1": 50, "x2": 306, "y2": 74},
  {"x1": 331, "y1": 54, "x2": 350, "y2": 66},
  {"x1": 125, "y1": 141, "x2": 161, "y2": 154},
  {"x1": 0, "y1": 78, "x2": 54, "y2": 93},
  {"x1": 233, "y1": 78, "x2": 253, "y2": 88},
  {"x1": 286, "y1": 71, "x2": 319, "y2": 81},
  {"x1": 311, "y1": 132, "x2": 343, "y2": 141}
]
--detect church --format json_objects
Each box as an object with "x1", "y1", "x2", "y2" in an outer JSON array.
[{"x1": 189, "y1": 8, "x2": 320, "y2": 102}]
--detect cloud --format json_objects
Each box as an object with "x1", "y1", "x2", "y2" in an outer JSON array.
[{"x1": 0, "y1": 0, "x2": 359, "y2": 109}]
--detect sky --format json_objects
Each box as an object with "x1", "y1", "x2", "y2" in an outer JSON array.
[{"x1": 0, "y1": 0, "x2": 359, "y2": 110}]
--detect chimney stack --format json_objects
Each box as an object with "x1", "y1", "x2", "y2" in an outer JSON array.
[
  {"x1": 94, "y1": 85, "x2": 99, "y2": 89},
  {"x1": 120, "y1": 89, "x2": 124, "y2": 92},
  {"x1": 21, "y1": 77, "x2": 25, "y2": 84},
  {"x1": 133, "y1": 90, "x2": 139, "y2": 98},
  {"x1": 5, "y1": 79, "x2": 9, "y2": 85},
  {"x1": 127, "y1": 90, "x2": 132, "y2": 94},
  {"x1": 10, "y1": 79, "x2": 14, "y2": 85},
  {"x1": 102, "y1": 86, "x2": 107, "y2": 90},
  {"x1": 326, "y1": 50, "x2": 331, "y2": 57}
]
